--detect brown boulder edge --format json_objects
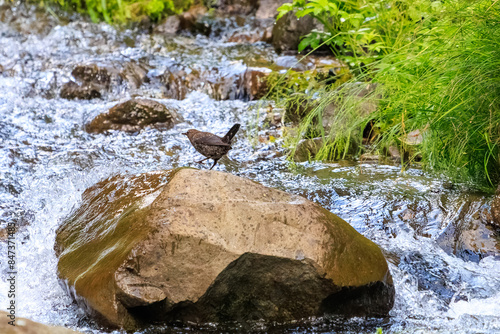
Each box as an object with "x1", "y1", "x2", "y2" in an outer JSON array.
[
  {"x1": 55, "y1": 168, "x2": 394, "y2": 330},
  {"x1": 0, "y1": 311, "x2": 83, "y2": 334}
]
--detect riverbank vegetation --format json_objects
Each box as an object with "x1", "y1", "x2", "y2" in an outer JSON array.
[
  {"x1": 275, "y1": 0, "x2": 500, "y2": 190},
  {"x1": 37, "y1": 0, "x2": 193, "y2": 23}
]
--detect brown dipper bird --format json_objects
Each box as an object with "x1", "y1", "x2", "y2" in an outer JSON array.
[{"x1": 183, "y1": 124, "x2": 240, "y2": 170}]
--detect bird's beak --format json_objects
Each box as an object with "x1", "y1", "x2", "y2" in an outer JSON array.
[{"x1": 182, "y1": 132, "x2": 187, "y2": 136}]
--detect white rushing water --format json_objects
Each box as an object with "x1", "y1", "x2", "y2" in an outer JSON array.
[{"x1": 0, "y1": 3, "x2": 499, "y2": 333}]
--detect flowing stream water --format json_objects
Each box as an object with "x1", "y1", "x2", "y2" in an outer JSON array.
[{"x1": 0, "y1": 3, "x2": 499, "y2": 333}]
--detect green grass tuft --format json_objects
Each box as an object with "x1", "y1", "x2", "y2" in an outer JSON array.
[
  {"x1": 278, "y1": 0, "x2": 500, "y2": 190},
  {"x1": 36, "y1": 0, "x2": 193, "y2": 23}
]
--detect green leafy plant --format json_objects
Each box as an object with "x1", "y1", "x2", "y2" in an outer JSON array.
[
  {"x1": 37, "y1": 0, "x2": 192, "y2": 24},
  {"x1": 284, "y1": 0, "x2": 500, "y2": 190},
  {"x1": 277, "y1": 0, "x2": 384, "y2": 66}
]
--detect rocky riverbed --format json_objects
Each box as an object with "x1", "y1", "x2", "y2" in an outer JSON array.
[{"x1": 0, "y1": 1, "x2": 499, "y2": 333}]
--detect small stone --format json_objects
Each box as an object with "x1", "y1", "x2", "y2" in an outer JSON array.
[
  {"x1": 154, "y1": 15, "x2": 181, "y2": 35},
  {"x1": 275, "y1": 55, "x2": 315, "y2": 71},
  {"x1": 60, "y1": 81, "x2": 102, "y2": 100},
  {"x1": 272, "y1": 12, "x2": 315, "y2": 53},
  {"x1": 360, "y1": 153, "x2": 380, "y2": 161},
  {"x1": 293, "y1": 137, "x2": 323, "y2": 162},
  {"x1": 387, "y1": 146, "x2": 401, "y2": 162},
  {"x1": 86, "y1": 99, "x2": 181, "y2": 133},
  {"x1": 72, "y1": 64, "x2": 111, "y2": 88},
  {"x1": 242, "y1": 67, "x2": 271, "y2": 100},
  {"x1": 401, "y1": 209, "x2": 415, "y2": 221},
  {"x1": 120, "y1": 62, "x2": 149, "y2": 89}
]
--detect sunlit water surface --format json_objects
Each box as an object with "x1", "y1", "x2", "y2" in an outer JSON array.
[{"x1": 0, "y1": 3, "x2": 499, "y2": 333}]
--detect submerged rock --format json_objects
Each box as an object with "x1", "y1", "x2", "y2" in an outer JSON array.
[
  {"x1": 60, "y1": 81, "x2": 102, "y2": 100},
  {"x1": 86, "y1": 99, "x2": 181, "y2": 133},
  {"x1": 120, "y1": 62, "x2": 150, "y2": 89},
  {"x1": 241, "y1": 67, "x2": 271, "y2": 100},
  {"x1": 71, "y1": 64, "x2": 112, "y2": 88},
  {"x1": 60, "y1": 64, "x2": 118, "y2": 100},
  {"x1": 55, "y1": 169, "x2": 394, "y2": 330},
  {"x1": 0, "y1": 311, "x2": 83, "y2": 334},
  {"x1": 437, "y1": 218, "x2": 500, "y2": 262}
]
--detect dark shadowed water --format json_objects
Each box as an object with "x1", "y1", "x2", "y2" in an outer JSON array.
[{"x1": 0, "y1": 2, "x2": 499, "y2": 333}]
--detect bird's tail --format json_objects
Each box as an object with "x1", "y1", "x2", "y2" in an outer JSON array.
[{"x1": 222, "y1": 124, "x2": 240, "y2": 143}]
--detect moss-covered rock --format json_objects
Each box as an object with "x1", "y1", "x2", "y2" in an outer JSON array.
[{"x1": 55, "y1": 168, "x2": 394, "y2": 330}]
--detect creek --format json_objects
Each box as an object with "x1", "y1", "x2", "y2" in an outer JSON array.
[{"x1": 0, "y1": 2, "x2": 499, "y2": 333}]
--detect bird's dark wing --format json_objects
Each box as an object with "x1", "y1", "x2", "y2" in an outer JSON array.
[{"x1": 194, "y1": 134, "x2": 231, "y2": 147}]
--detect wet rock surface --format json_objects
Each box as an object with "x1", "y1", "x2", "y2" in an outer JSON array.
[
  {"x1": 60, "y1": 81, "x2": 103, "y2": 100},
  {"x1": 272, "y1": 12, "x2": 315, "y2": 53},
  {"x1": 169, "y1": 252, "x2": 392, "y2": 323},
  {"x1": 226, "y1": 26, "x2": 273, "y2": 43},
  {"x1": 86, "y1": 98, "x2": 181, "y2": 133},
  {"x1": 216, "y1": 0, "x2": 259, "y2": 15},
  {"x1": 437, "y1": 219, "x2": 500, "y2": 262},
  {"x1": 0, "y1": 311, "x2": 83, "y2": 334},
  {"x1": 120, "y1": 61, "x2": 150, "y2": 89},
  {"x1": 178, "y1": 5, "x2": 209, "y2": 33},
  {"x1": 491, "y1": 185, "x2": 500, "y2": 228},
  {"x1": 55, "y1": 168, "x2": 394, "y2": 330},
  {"x1": 60, "y1": 64, "x2": 116, "y2": 100},
  {"x1": 255, "y1": 0, "x2": 290, "y2": 19},
  {"x1": 160, "y1": 64, "x2": 270, "y2": 101},
  {"x1": 294, "y1": 137, "x2": 324, "y2": 162}
]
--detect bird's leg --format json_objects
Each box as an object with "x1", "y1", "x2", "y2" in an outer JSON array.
[
  {"x1": 209, "y1": 159, "x2": 219, "y2": 170},
  {"x1": 195, "y1": 157, "x2": 210, "y2": 164}
]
